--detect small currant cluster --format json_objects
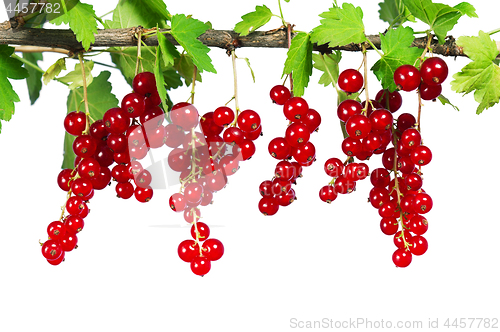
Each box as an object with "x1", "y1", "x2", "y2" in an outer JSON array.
[
  {"x1": 258, "y1": 84, "x2": 321, "y2": 215},
  {"x1": 42, "y1": 72, "x2": 162, "y2": 265},
  {"x1": 168, "y1": 102, "x2": 262, "y2": 276}
]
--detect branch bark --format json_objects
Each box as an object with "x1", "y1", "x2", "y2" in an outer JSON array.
[{"x1": 0, "y1": 25, "x2": 473, "y2": 58}]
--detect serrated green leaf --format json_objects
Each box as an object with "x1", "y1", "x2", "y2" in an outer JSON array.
[
  {"x1": 62, "y1": 132, "x2": 76, "y2": 169},
  {"x1": 105, "y1": 0, "x2": 168, "y2": 29},
  {"x1": 155, "y1": 46, "x2": 169, "y2": 112},
  {"x1": 23, "y1": 53, "x2": 43, "y2": 105},
  {"x1": 110, "y1": 47, "x2": 157, "y2": 86},
  {"x1": 378, "y1": 0, "x2": 415, "y2": 26},
  {"x1": 437, "y1": 94, "x2": 459, "y2": 111},
  {"x1": 67, "y1": 70, "x2": 119, "y2": 120},
  {"x1": 59, "y1": 60, "x2": 94, "y2": 90},
  {"x1": 163, "y1": 68, "x2": 183, "y2": 90},
  {"x1": 43, "y1": 58, "x2": 66, "y2": 85},
  {"x1": 371, "y1": 26, "x2": 422, "y2": 91},
  {"x1": 174, "y1": 54, "x2": 202, "y2": 86},
  {"x1": 283, "y1": 33, "x2": 313, "y2": 97},
  {"x1": 451, "y1": 31, "x2": 500, "y2": 114},
  {"x1": 401, "y1": 0, "x2": 476, "y2": 44},
  {"x1": 48, "y1": 0, "x2": 97, "y2": 50},
  {"x1": 170, "y1": 14, "x2": 216, "y2": 73},
  {"x1": 234, "y1": 5, "x2": 273, "y2": 36},
  {"x1": 312, "y1": 51, "x2": 341, "y2": 87},
  {"x1": 311, "y1": 3, "x2": 365, "y2": 48},
  {"x1": 0, "y1": 45, "x2": 29, "y2": 133},
  {"x1": 157, "y1": 31, "x2": 180, "y2": 67}
]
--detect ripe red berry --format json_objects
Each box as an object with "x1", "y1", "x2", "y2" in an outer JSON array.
[
  {"x1": 171, "y1": 102, "x2": 199, "y2": 131},
  {"x1": 170, "y1": 193, "x2": 186, "y2": 212},
  {"x1": 276, "y1": 188, "x2": 296, "y2": 206},
  {"x1": 258, "y1": 197, "x2": 279, "y2": 216},
  {"x1": 394, "y1": 230, "x2": 413, "y2": 249},
  {"x1": 91, "y1": 167, "x2": 112, "y2": 190},
  {"x1": 71, "y1": 178, "x2": 93, "y2": 197},
  {"x1": 394, "y1": 65, "x2": 421, "y2": 92},
  {"x1": 412, "y1": 192, "x2": 433, "y2": 214},
  {"x1": 337, "y1": 99, "x2": 362, "y2": 122},
  {"x1": 410, "y1": 145, "x2": 432, "y2": 166},
  {"x1": 140, "y1": 106, "x2": 165, "y2": 129},
  {"x1": 410, "y1": 235, "x2": 428, "y2": 256},
  {"x1": 178, "y1": 239, "x2": 200, "y2": 262},
  {"x1": 73, "y1": 135, "x2": 98, "y2": 158},
  {"x1": 184, "y1": 183, "x2": 204, "y2": 204},
  {"x1": 370, "y1": 168, "x2": 390, "y2": 188},
  {"x1": 202, "y1": 238, "x2": 224, "y2": 261},
  {"x1": 237, "y1": 109, "x2": 261, "y2": 132},
  {"x1": 375, "y1": 89, "x2": 402, "y2": 113},
  {"x1": 334, "y1": 175, "x2": 356, "y2": 194},
  {"x1": 268, "y1": 137, "x2": 291, "y2": 160},
  {"x1": 397, "y1": 113, "x2": 416, "y2": 133},
  {"x1": 168, "y1": 148, "x2": 191, "y2": 172},
  {"x1": 270, "y1": 85, "x2": 291, "y2": 105},
  {"x1": 213, "y1": 106, "x2": 235, "y2": 127},
  {"x1": 346, "y1": 114, "x2": 371, "y2": 139},
  {"x1": 283, "y1": 97, "x2": 309, "y2": 122},
  {"x1": 319, "y1": 185, "x2": 337, "y2": 203},
  {"x1": 222, "y1": 127, "x2": 245, "y2": 145},
  {"x1": 47, "y1": 221, "x2": 67, "y2": 241},
  {"x1": 420, "y1": 57, "x2": 448, "y2": 85},
  {"x1": 341, "y1": 137, "x2": 362, "y2": 156},
  {"x1": 275, "y1": 161, "x2": 295, "y2": 181},
  {"x1": 293, "y1": 141, "x2": 316, "y2": 165},
  {"x1": 324, "y1": 158, "x2": 344, "y2": 177},
  {"x1": 116, "y1": 182, "x2": 134, "y2": 199},
  {"x1": 285, "y1": 122, "x2": 310, "y2": 147},
  {"x1": 41, "y1": 239, "x2": 63, "y2": 260},
  {"x1": 66, "y1": 196, "x2": 87, "y2": 216},
  {"x1": 338, "y1": 69, "x2": 364, "y2": 93},
  {"x1": 89, "y1": 120, "x2": 108, "y2": 141},
  {"x1": 369, "y1": 109, "x2": 393, "y2": 131},
  {"x1": 409, "y1": 215, "x2": 428, "y2": 235},
  {"x1": 235, "y1": 139, "x2": 256, "y2": 160},
  {"x1": 133, "y1": 72, "x2": 157, "y2": 96},
  {"x1": 64, "y1": 215, "x2": 84, "y2": 234},
  {"x1": 103, "y1": 107, "x2": 130, "y2": 135},
  {"x1": 78, "y1": 157, "x2": 101, "y2": 179},
  {"x1": 380, "y1": 217, "x2": 399, "y2": 235},
  {"x1": 301, "y1": 108, "x2": 321, "y2": 133},
  {"x1": 134, "y1": 186, "x2": 153, "y2": 202},
  {"x1": 392, "y1": 249, "x2": 412, "y2": 267},
  {"x1": 191, "y1": 256, "x2": 211, "y2": 276},
  {"x1": 400, "y1": 128, "x2": 422, "y2": 150},
  {"x1": 64, "y1": 111, "x2": 87, "y2": 136},
  {"x1": 121, "y1": 92, "x2": 146, "y2": 118},
  {"x1": 259, "y1": 180, "x2": 274, "y2": 197},
  {"x1": 191, "y1": 222, "x2": 210, "y2": 241},
  {"x1": 57, "y1": 169, "x2": 75, "y2": 192},
  {"x1": 405, "y1": 173, "x2": 423, "y2": 191},
  {"x1": 419, "y1": 81, "x2": 442, "y2": 100},
  {"x1": 200, "y1": 112, "x2": 223, "y2": 136}
]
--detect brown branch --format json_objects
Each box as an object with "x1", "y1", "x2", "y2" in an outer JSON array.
[{"x1": 0, "y1": 25, "x2": 484, "y2": 58}]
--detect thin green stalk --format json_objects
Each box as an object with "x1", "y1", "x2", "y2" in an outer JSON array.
[
  {"x1": 277, "y1": 0, "x2": 287, "y2": 26},
  {"x1": 487, "y1": 28, "x2": 500, "y2": 36},
  {"x1": 98, "y1": 9, "x2": 114, "y2": 19},
  {"x1": 319, "y1": 53, "x2": 340, "y2": 94},
  {"x1": 365, "y1": 38, "x2": 384, "y2": 58}
]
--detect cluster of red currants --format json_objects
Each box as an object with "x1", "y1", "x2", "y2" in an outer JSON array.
[
  {"x1": 43, "y1": 72, "x2": 165, "y2": 265},
  {"x1": 258, "y1": 85, "x2": 321, "y2": 215},
  {"x1": 167, "y1": 102, "x2": 262, "y2": 275}
]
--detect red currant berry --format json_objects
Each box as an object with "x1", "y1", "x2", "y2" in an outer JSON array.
[
  {"x1": 324, "y1": 158, "x2": 344, "y2": 177},
  {"x1": 346, "y1": 115, "x2": 371, "y2": 139},
  {"x1": 259, "y1": 180, "x2": 274, "y2": 197},
  {"x1": 334, "y1": 175, "x2": 356, "y2": 194},
  {"x1": 93, "y1": 143, "x2": 114, "y2": 168},
  {"x1": 57, "y1": 169, "x2": 75, "y2": 192},
  {"x1": 338, "y1": 69, "x2": 364, "y2": 93},
  {"x1": 191, "y1": 222, "x2": 210, "y2": 241},
  {"x1": 133, "y1": 72, "x2": 157, "y2": 96},
  {"x1": 285, "y1": 122, "x2": 310, "y2": 147},
  {"x1": 400, "y1": 128, "x2": 422, "y2": 150},
  {"x1": 111, "y1": 164, "x2": 130, "y2": 183},
  {"x1": 168, "y1": 148, "x2": 191, "y2": 172},
  {"x1": 369, "y1": 109, "x2": 393, "y2": 131},
  {"x1": 64, "y1": 111, "x2": 87, "y2": 136},
  {"x1": 205, "y1": 172, "x2": 228, "y2": 192},
  {"x1": 236, "y1": 139, "x2": 256, "y2": 160},
  {"x1": 41, "y1": 239, "x2": 63, "y2": 260},
  {"x1": 397, "y1": 155, "x2": 416, "y2": 174},
  {"x1": 202, "y1": 239, "x2": 224, "y2": 261},
  {"x1": 394, "y1": 230, "x2": 413, "y2": 249},
  {"x1": 276, "y1": 188, "x2": 296, "y2": 206},
  {"x1": 420, "y1": 57, "x2": 448, "y2": 85},
  {"x1": 369, "y1": 187, "x2": 391, "y2": 208},
  {"x1": 237, "y1": 109, "x2": 261, "y2": 132},
  {"x1": 268, "y1": 137, "x2": 291, "y2": 160},
  {"x1": 213, "y1": 106, "x2": 235, "y2": 127},
  {"x1": 89, "y1": 120, "x2": 108, "y2": 141},
  {"x1": 164, "y1": 124, "x2": 185, "y2": 148},
  {"x1": 341, "y1": 137, "x2": 362, "y2": 156},
  {"x1": 169, "y1": 193, "x2": 186, "y2": 212},
  {"x1": 319, "y1": 185, "x2": 337, "y2": 203},
  {"x1": 78, "y1": 156, "x2": 101, "y2": 179},
  {"x1": 283, "y1": 97, "x2": 308, "y2": 122},
  {"x1": 200, "y1": 112, "x2": 223, "y2": 136},
  {"x1": 270, "y1": 85, "x2": 291, "y2": 105},
  {"x1": 191, "y1": 256, "x2": 211, "y2": 276},
  {"x1": 258, "y1": 197, "x2": 279, "y2": 216},
  {"x1": 370, "y1": 168, "x2": 390, "y2": 187},
  {"x1": 397, "y1": 113, "x2": 416, "y2": 133},
  {"x1": 178, "y1": 239, "x2": 200, "y2": 262},
  {"x1": 140, "y1": 106, "x2": 165, "y2": 129},
  {"x1": 419, "y1": 81, "x2": 442, "y2": 100},
  {"x1": 66, "y1": 196, "x2": 86, "y2": 216},
  {"x1": 134, "y1": 169, "x2": 152, "y2": 188},
  {"x1": 409, "y1": 215, "x2": 428, "y2": 235},
  {"x1": 410, "y1": 235, "x2": 428, "y2": 256},
  {"x1": 405, "y1": 173, "x2": 423, "y2": 191},
  {"x1": 380, "y1": 217, "x2": 399, "y2": 235},
  {"x1": 64, "y1": 215, "x2": 84, "y2": 234},
  {"x1": 243, "y1": 125, "x2": 262, "y2": 140},
  {"x1": 222, "y1": 127, "x2": 245, "y2": 145},
  {"x1": 71, "y1": 178, "x2": 93, "y2": 197},
  {"x1": 200, "y1": 191, "x2": 213, "y2": 206},
  {"x1": 134, "y1": 186, "x2": 153, "y2": 202},
  {"x1": 410, "y1": 145, "x2": 432, "y2": 166},
  {"x1": 170, "y1": 102, "x2": 199, "y2": 131},
  {"x1": 73, "y1": 135, "x2": 97, "y2": 158},
  {"x1": 301, "y1": 108, "x2": 321, "y2": 133},
  {"x1": 392, "y1": 249, "x2": 412, "y2": 267},
  {"x1": 382, "y1": 148, "x2": 396, "y2": 170},
  {"x1": 394, "y1": 65, "x2": 421, "y2": 92},
  {"x1": 379, "y1": 200, "x2": 397, "y2": 218},
  {"x1": 337, "y1": 99, "x2": 362, "y2": 122},
  {"x1": 103, "y1": 107, "x2": 130, "y2": 135},
  {"x1": 126, "y1": 124, "x2": 146, "y2": 147},
  {"x1": 275, "y1": 161, "x2": 295, "y2": 181},
  {"x1": 91, "y1": 167, "x2": 112, "y2": 190},
  {"x1": 185, "y1": 183, "x2": 204, "y2": 204},
  {"x1": 107, "y1": 133, "x2": 127, "y2": 153},
  {"x1": 271, "y1": 178, "x2": 292, "y2": 195},
  {"x1": 375, "y1": 89, "x2": 402, "y2": 113},
  {"x1": 116, "y1": 182, "x2": 134, "y2": 199},
  {"x1": 121, "y1": 92, "x2": 146, "y2": 118},
  {"x1": 47, "y1": 221, "x2": 67, "y2": 241},
  {"x1": 412, "y1": 192, "x2": 432, "y2": 214},
  {"x1": 293, "y1": 142, "x2": 316, "y2": 165},
  {"x1": 362, "y1": 132, "x2": 382, "y2": 151}
]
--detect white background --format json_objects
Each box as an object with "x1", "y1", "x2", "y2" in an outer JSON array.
[{"x1": 0, "y1": 1, "x2": 499, "y2": 331}]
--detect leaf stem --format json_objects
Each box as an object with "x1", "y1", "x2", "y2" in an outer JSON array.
[
  {"x1": 365, "y1": 38, "x2": 384, "y2": 58},
  {"x1": 78, "y1": 53, "x2": 91, "y2": 132},
  {"x1": 230, "y1": 50, "x2": 240, "y2": 125},
  {"x1": 12, "y1": 53, "x2": 44, "y2": 74},
  {"x1": 487, "y1": 28, "x2": 500, "y2": 36},
  {"x1": 277, "y1": 0, "x2": 287, "y2": 26},
  {"x1": 190, "y1": 66, "x2": 197, "y2": 104}
]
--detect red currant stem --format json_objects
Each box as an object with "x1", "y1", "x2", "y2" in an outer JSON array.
[
  {"x1": 211, "y1": 142, "x2": 228, "y2": 160},
  {"x1": 134, "y1": 30, "x2": 142, "y2": 77},
  {"x1": 391, "y1": 126, "x2": 410, "y2": 250},
  {"x1": 59, "y1": 168, "x2": 79, "y2": 221},
  {"x1": 319, "y1": 53, "x2": 340, "y2": 94},
  {"x1": 190, "y1": 65, "x2": 197, "y2": 104},
  {"x1": 77, "y1": 53, "x2": 91, "y2": 135},
  {"x1": 287, "y1": 23, "x2": 294, "y2": 96},
  {"x1": 224, "y1": 96, "x2": 235, "y2": 106},
  {"x1": 361, "y1": 43, "x2": 370, "y2": 115},
  {"x1": 230, "y1": 50, "x2": 240, "y2": 126},
  {"x1": 282, "y1": 74, "x2": 289, "y2": 87},
  {"x1": 191, "y1": 212, "x2": 204, "y2": 256},
  {"x1": 365, "y1": 38, "x2": 384, "y2": 58},
  {"x1": 415, "y1": 31, "x2": 433, "y2": 67},
  {"x1": 343, "y1": 156, "x2": 353, "y2": 166}
]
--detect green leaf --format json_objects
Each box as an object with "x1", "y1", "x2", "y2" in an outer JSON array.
[
  {"x1": 49, "y1": 0, "x2": 98, "y2": 50},
  {"x1": 401, "y1": 0, "x2": 476, "y2": 44},
  {"x1": 58, "y1": 60, "x2": 94, "y2": 90},
  {"x1": 378, "y1": 0, "x2": 415, "y2": 26},
  {"x1": 154, "y1": 46, "x2": 169, "y2": 112},
  {"x1": 241, "y1": 57, "x2": 256, "y2": 83},
  {"x1": 62, "y1": 133, "x2": 76, "y2": 169},
  {"x1": 437, "y1": 94, "x2": 459, "y2": 111},
  {"x1": 371, "y1": 26, "x2": 422, "y2": 91},
  {"x1": 170, "y1": 14, "x2": 216, "y2": 73},
  {"x1": 157, "y1": 31, "x2": 180, "y2": 67},
  {"x1": 43, "y1": 58, "x2": 67, "y2": 85},
  {"x1": 105, "y1": 0, "x2": 168, "y2": 29},
  {"x1": 67, "y1": 71, "x2": 119, "y2": 121},
  {"x1": 174, "y1": 53, "x2": 202, "y2": 86},
  {"x1": 283, "y1": 33, "x2": 313, "y2": 97},
  {"x1": 312, "y1": 51, "x2": 341, "y2": 87},
  {"x1": 110, "y1": 47, "x2": 157, "y2": 86},
  {"x1": 0, "y1": 45, "x2": 29, "y2": 133},
  {"x1": 234, "y1": 5, "x2": 273, "y2": 36},
  {"x1": 451, "y1": 31, "x2": 500, "y2": 114},
  {"x1": 163, "y1": 68, "x2": 183, "y2": 90},
  {"x1": 310, "y1": 3, "x2": 365, "y2": 48},
  {"x1": 23, "y1": 53, "x2": 44, "y2": 105}
]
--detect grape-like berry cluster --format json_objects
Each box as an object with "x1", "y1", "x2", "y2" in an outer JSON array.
[
  {"x1": 258, "y1": 85, "x2": 321, "y2": 215},
  {"x1": 169, "y1": 102, "x2": 262, "y2": 275},
  {"x1": 42, "y1": 72, "x2": 167, "y2": 265}
]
